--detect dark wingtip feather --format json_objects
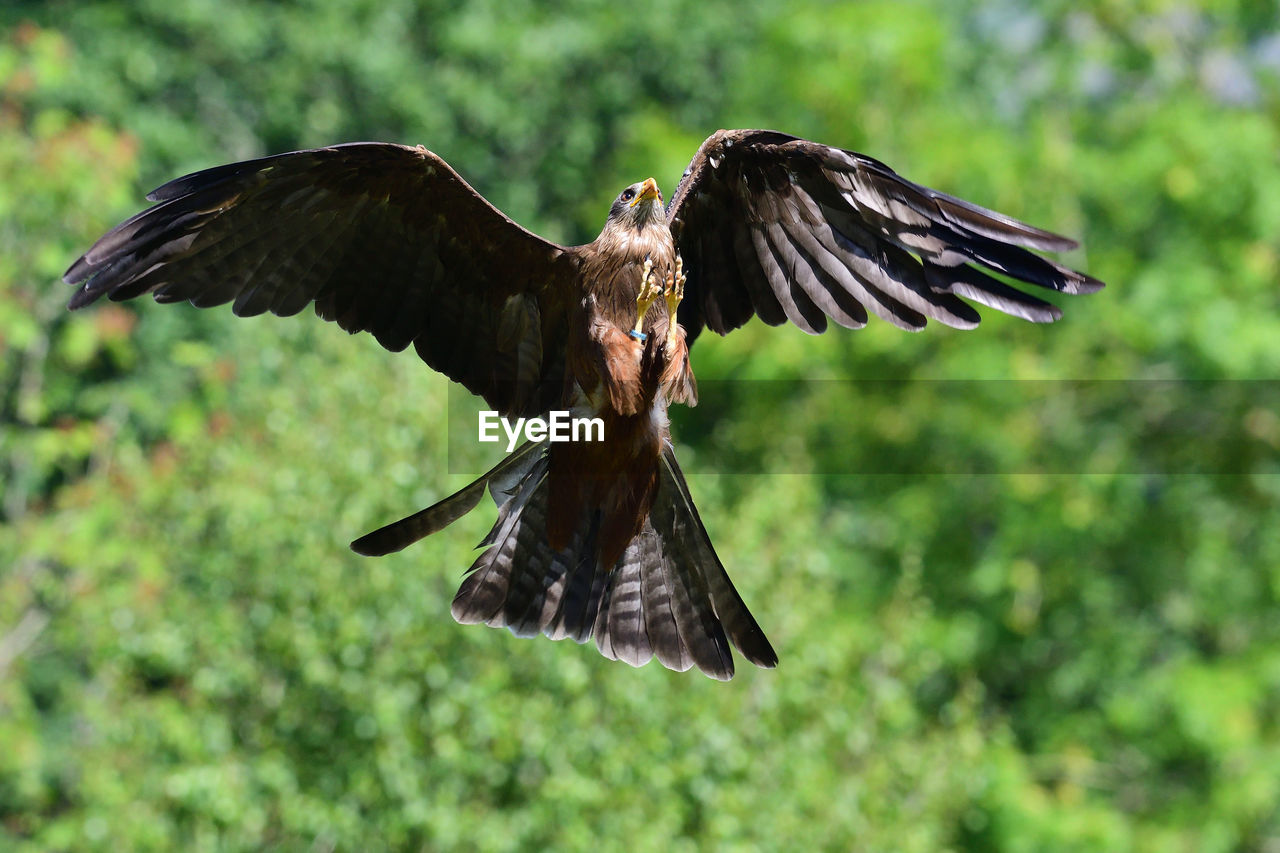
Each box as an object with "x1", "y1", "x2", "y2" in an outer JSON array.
[
  {"x1": 63, "y1": 255, "x2": 92, "y2": 285},
  {"x1": 1071, "y1": 272, "x2": 1106, "y2": 295},
  {"x1": 67, "y1": 282, "x2": 105, "y2": 310},
  {"x1": 932, "y1": 194, "x2": 1080, "y2": 253},
  {"x1": 745, "y1": 640, "x2": 779, "y2": 670},
  {"x1": 926, "y1": 262, "x2": 1066, "y2": 324}
]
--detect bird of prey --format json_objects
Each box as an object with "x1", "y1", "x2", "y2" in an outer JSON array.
[{"x1": 64, "y1": 129, "x2": 1103, "y2": 679}]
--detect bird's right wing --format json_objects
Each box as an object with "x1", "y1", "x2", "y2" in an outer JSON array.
[{"x1": 65, "y1": 142, "x2": 579, "y2": 416}]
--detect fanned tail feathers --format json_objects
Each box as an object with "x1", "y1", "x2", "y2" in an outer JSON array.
[{"x1": 423, "y1": 441, "x2": 775, "y2": 679}]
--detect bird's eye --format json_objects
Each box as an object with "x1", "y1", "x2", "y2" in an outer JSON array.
[{"x1": 621, "y1": 188, "x2": 636, "y2": 202}]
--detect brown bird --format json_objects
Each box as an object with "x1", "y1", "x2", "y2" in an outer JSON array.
[{"x1": 64, "y1": 129, "x2": 1103, "y2": 679}]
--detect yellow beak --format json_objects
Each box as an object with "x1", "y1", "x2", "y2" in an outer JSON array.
[{"x1": 630, "y1": 177, "x2": 661, "y2": 207}]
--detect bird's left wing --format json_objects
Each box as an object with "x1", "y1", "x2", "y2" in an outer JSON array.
[
  {"x1": 666, "y1": 129, "x2": 1103, "y2": 344},
  {"x1": 65, "y1": 143, "x2": 578, "y2": 416}
]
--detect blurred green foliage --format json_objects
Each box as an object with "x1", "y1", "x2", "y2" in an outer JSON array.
[{"x1": 2, "y1": 2, "x2": 1279, "y2": 850}]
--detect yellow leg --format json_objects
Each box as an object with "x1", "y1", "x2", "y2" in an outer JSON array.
[
  {"x1": 664, "y1": 254, "x2": 686, "y2": 354},
  {"x1": 633, "y1": 257, "x2": 659, "y2": 337}
]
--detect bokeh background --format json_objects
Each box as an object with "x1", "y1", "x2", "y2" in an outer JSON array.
[{"x1": 3, "y1": 2, "x2": 1279, "y2": 850}]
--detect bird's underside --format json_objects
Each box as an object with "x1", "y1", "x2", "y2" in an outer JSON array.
[{"x1": 64, "y1": 128, "x2": 1104, "y2": 679}]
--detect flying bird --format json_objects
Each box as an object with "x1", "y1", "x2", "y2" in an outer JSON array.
[{"x1": 64, "y1": 129, "x2": 1103, "y2": 679}]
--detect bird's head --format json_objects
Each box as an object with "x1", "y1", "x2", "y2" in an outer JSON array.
[{"x1": 605, "y1": 177, "x2": 665, "y2": 230}]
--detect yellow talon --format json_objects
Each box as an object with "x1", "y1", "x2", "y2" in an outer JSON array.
[
  {"x1": 634, "y1": 257, "x2": 659, "y2": 336},
  {"x1": 664, "y1": 254, "x2": 685, "y2": 315},
  {"x1": 664, "y1": 254, "x2": 686, "y2": 354}
]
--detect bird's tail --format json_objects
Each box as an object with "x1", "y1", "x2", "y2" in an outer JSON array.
[{"x1": 352, "y1": 441, "x2": 776, "y2": 680}]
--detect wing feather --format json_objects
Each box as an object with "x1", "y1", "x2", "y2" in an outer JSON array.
[
  {"x1": 667, "y1": 129, "x2": 1103, "y2": 343},
  {"x1": 65, "y1": 142, "x2": 578, "y2": 415},
  {"x1": 759, "y1": 222, "x2": 827, "y2": 334},
  {"x1": 744, "y1": 227, "x2": 795, "y2": 327},
  {"x1": 769, "y1": 218, "x2": 866, "y2": 331}
]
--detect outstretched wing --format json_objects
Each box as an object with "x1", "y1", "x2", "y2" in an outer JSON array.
[
  {"x1": 666, "y1": 129, "x2": 1103, "y2": 343},
  {"x1": 64, "y1": 142, "x2": 579, "y2": 416}
]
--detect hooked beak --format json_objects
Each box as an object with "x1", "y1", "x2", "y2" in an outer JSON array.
[{"x1": 630, "y1": 177, "x2": 661, "y2": 207}]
